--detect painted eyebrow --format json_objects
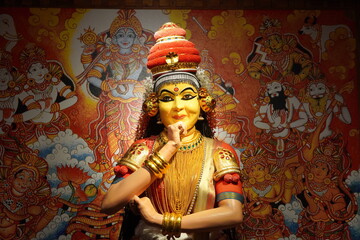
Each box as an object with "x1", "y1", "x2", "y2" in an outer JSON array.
[
  {"x1": 180, "y1": 87, "x2": 197, "y2": 94},
  {"x1": 159, "y1": 87, "x2": 197, "y2": 95}
]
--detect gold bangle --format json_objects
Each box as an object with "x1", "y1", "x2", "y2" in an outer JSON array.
[
  {"x1": 169, "y1": 213, "x2": 176, "y2": 232},
  {"x1": 162, "y1": 212, "x2": 182, "y2": 235},
  {"x1": 174, "y1": 214, "x2": 182, "y2": 233},
  {"x1": 144, "y1": 159, "x2": 163, "y2": 178},
  {"x1": 151, "y1": 154, "x2": 168, "y2": 171},
  {"x1": 154, "y1": 151, "x2": 166, "y2": 163},
  {"x1": 162, "y1": 212, "x2": 171, "y2": 233}
]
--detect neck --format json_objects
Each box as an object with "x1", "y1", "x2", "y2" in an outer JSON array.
[{"x1": 180, "y1": 127, "x2": 199, "y2": 143}]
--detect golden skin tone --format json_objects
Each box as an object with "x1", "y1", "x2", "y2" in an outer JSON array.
[
  {"x1": 158, "y1": 82, "x2": 200, "y2": 142},
  {"x1": 101, "y1": 81, "x2": 243, "y2": 233}
]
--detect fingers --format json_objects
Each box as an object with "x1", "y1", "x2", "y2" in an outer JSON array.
[
  {"x1": 167, "y1": 121, "x2": 187, "y2": 136},
  {"x1": 177, "y1": 121, "x2": 187, "y2": 136}
]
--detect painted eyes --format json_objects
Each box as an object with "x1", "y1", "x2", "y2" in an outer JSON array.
[{"x1": 159, "y1": 93, "x2": 197, "y2": 102}]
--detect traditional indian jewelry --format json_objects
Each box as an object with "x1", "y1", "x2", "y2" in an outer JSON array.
[
  {"x1": 142, "y1": 92, "x2": 159, "y2": 117},
  {"x1": 50, "y1": 102, "x2": 60, "y2": 113},
  {"x1": 162, "y1": 212, "x2": 182, "y2": 236},
  {"x1": 159, "y1": 130, "x2": 204, "y2": 151},
  {"x1": 144, "y1": 152, "x2": 169, "y2": 178},
  {"x1": 198, "y1": 87, "x2": 216, "y2": 112}
]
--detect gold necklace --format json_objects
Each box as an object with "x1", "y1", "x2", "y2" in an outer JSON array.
[
  {"x1": 159, "y1": 130, "x2": 204, "y2": 151},
  {"x1": 148, "y1": 133, "x2": 206, "y2": 215}
]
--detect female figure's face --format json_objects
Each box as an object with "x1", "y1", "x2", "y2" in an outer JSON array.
[
  {"x1": 27, "y1": 62, "x2": 48, "y2": 82},
  {"x1": 114, "y1": 28, "x2": 136, "y2": 49},
  {"x1": 0, "y1": 67, "x2": 12, "y2": 91},
  {"x1": 158, "y1": 82, "x2": 200, "y2": 132},
  {"x1": 12, "y1": 170, "x2": 36, "y2": 196},
  {"x1": 311, "y1": 161, "x2": 329, "y2": 181}
]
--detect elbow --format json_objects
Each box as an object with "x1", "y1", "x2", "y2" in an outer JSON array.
[
  {"x1": 232, "y1": 210, "x2": 244, "y2": 225},
  {"x1": 100, "y1": 198, "x2": 126, "y2": 215}
]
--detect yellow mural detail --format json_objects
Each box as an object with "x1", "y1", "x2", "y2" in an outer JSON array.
[
  {"x1": 323, "y1": 30, "x2": 356, "y2": 80},
  {"x1": 28, "y1": 8, "x2": 88, "y2": 50},
  {"x1": 349, "y1": 129, "x2": 360, "y2": 137},
  {"x1": 222, "y1": 52, "x2": 245, "y2": 75},
  {"x1": 208, "y1": 10, "x2": 255, "y2": 40}
]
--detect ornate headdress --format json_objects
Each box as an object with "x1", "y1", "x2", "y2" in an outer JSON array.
[
  {"x1": 311, "y1": 143, "x2": 341, "y2": 175},
  {"x1": 11, "y1": 153, "x2": 48, "y2": 183},
  {"x1": 109, "y1": 10, "x2": 143, "y2": 38},
  {"x1": 259, "y1": 16, "x2": 282, "y2": 37},
  {"x1": 19, "y1": 43, "x2": 47, "y2": 72},
  {"x1": 241, "y1": 147, "x2": 268, "y2": 172},
  {"x1": 147, "y1": 22, "x2": 201, "y2": 82},
  {"x1": 142, "y1": 22, "x2": 215, "y2": 117}
]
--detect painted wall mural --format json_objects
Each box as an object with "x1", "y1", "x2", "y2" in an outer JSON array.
[{"x1": 0, "y1": 7, "x2": 359, "y2": 240}]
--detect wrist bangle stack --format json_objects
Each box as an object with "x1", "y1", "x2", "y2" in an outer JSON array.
[
  {"x1": 162, "y1": 212, "x2": 182, "y2": 236},
  {"x1": 144, "y1": 152, "x2": 169, "y2": 178}
]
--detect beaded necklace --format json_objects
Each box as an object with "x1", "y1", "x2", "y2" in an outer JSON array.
[{"x1": 159, "y1": 130, "x2": 204, "y2": 151}]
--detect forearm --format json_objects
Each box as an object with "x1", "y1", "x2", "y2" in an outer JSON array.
[
  {"x1": 181, "y1": 201, "x2": 243, "y2": 232},
  {"x1": 149, "y1": 199, "x2": 243, "y2": 233},
  {"x1": 101, "y1": 167, "x2": 154, "y2": 214}
]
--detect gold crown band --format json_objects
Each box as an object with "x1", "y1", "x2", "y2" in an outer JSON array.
[{"x1": 151, "y1": 62, "x2": 198, "y2": 77}]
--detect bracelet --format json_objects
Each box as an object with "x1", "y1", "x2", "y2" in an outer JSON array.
[
  {"x1": 162, "y1": 212, "x2": 182, "y2": 236},
  {"x1": 144, "y1": 152, "x2": 169, "y2": 178}
]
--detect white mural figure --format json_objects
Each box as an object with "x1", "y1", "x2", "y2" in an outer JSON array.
[
  {"x1": 303, "y1": 72, "x2": 351, "y2": 140},
  {"x1": 18, "y1": 44, "x2": 77, "y2": 142},
  {"x1": 253, "y1": 70, "x2": 308, "y2": 167},
  {"x1": 0, "y1": 51, "x2": 41, "y2": 165},
  {"x1": 77, "y1": 9, "x2": 154, "y2": 164}
]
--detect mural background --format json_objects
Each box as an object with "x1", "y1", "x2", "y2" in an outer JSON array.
[{"x1": 0, "y1": 8, "x2": 359, "y2": 239}]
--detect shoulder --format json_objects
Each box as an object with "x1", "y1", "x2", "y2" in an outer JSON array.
[
  {"x1": 212, "y1": 139, "x2": 240, "y2": 181},
  {"x1": 213, "y1": 139, "x2": 238, "y2": 158}
]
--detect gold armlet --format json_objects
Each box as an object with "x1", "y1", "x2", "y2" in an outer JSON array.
[
  {"x1": 119, "y1": 142, "x2": 149, "y2": 172},
  {"x1": 213, "y1": 147, "x2": 240, "y2": 181}
]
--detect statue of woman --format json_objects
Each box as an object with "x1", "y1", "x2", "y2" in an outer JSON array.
[{"x1": 101, "y1": 22, "x2": 244, "y2": 240}]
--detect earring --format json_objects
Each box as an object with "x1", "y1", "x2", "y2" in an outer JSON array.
[
  {"x1": 156, "y1": 115, "x2": 162, "y2": 124},
  {"x1": 198, "y1": 115, "x2": 204, "y2": 120},
  {"x1": 142, "y1": 92, "x2": 159, "y2": 117},
  {"x1": 198, "y1": 88, "x2": 216, "y2": 112}
]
